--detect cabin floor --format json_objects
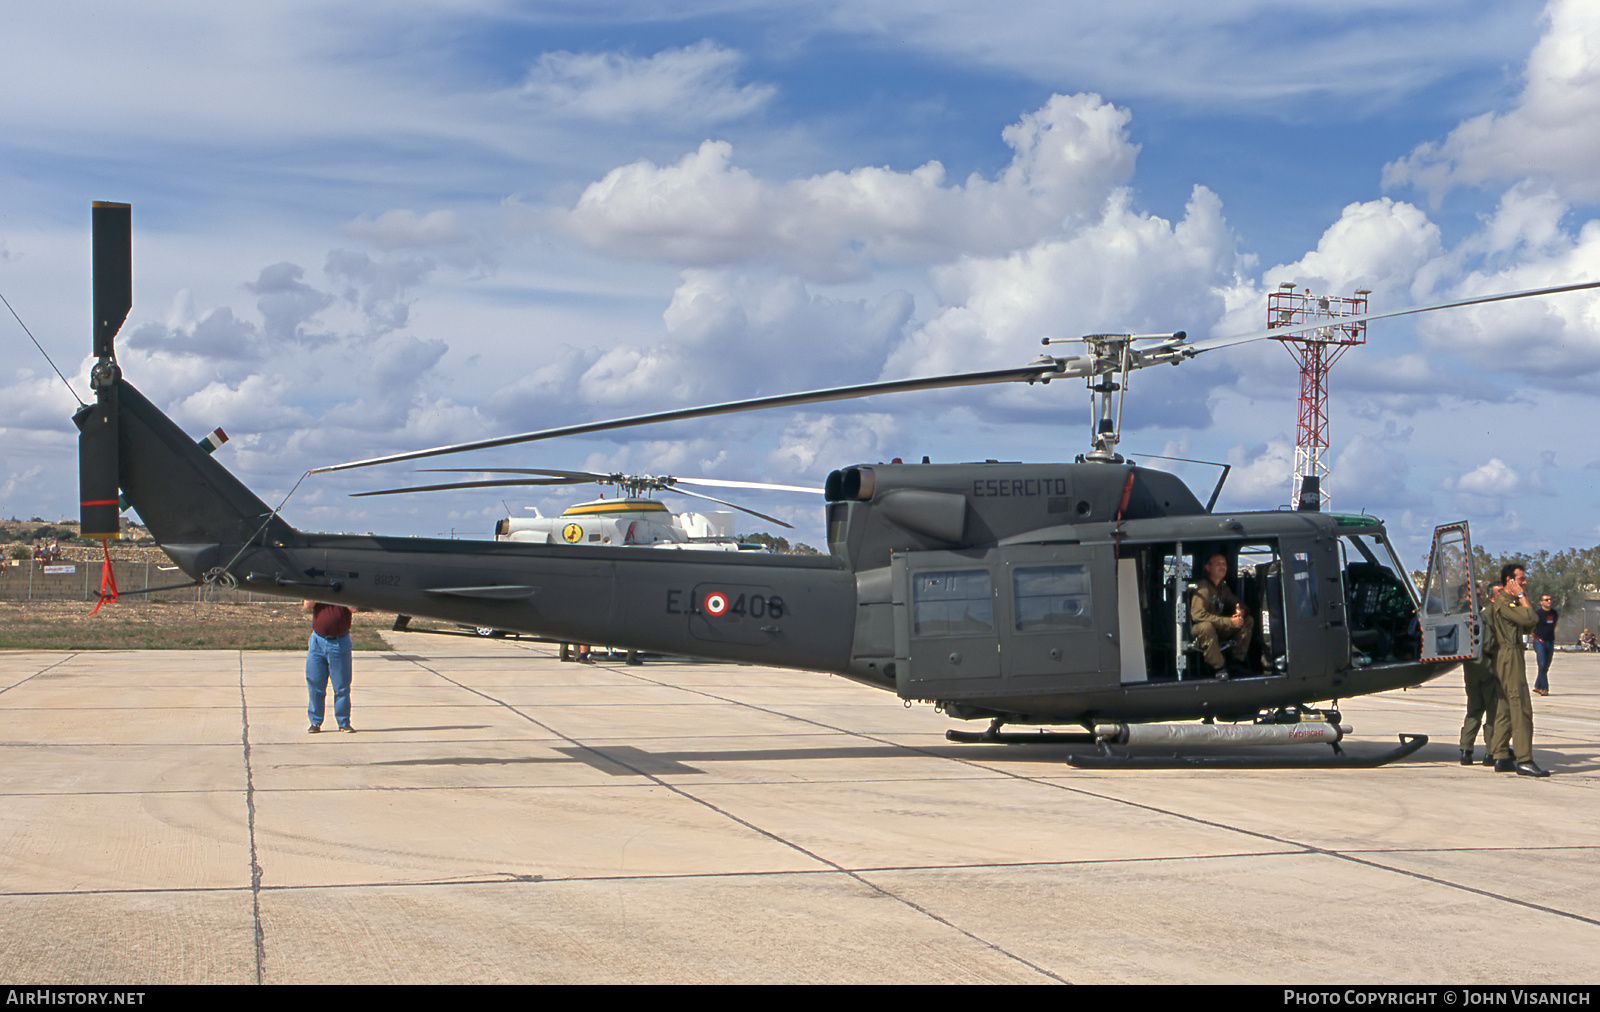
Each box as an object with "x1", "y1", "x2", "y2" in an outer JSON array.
[{"x1": 1, "y1": 636, "x2": 1596, "y2": 983}]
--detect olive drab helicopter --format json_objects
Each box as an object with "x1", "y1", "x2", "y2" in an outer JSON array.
[
  {"x1": 352, "y1": 467, "x2": 822, "y2": 551},
  {"x1": 77, "y1": 202, "x2": 1598, "y2": 767}
]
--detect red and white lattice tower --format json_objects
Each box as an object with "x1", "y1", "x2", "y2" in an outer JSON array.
[{"x1": 1266, "y1": 284, "x2": 1369, "y2": 511}]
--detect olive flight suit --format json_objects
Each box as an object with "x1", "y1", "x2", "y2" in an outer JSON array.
[
  {"x1": 1459, "y1": 600, "x2": 1500, "y2": 754},
  {"x1": 1488, "y1": 592, "x2": 1537, "y2": 763},
  {"x1": 1190, "y1": 577, "x2": 1253, "y2": 673}
]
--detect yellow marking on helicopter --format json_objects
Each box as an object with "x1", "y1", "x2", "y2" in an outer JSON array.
[
  {"x1": 560, "y1": 500, "x2": 671, "y2": 517},
  {"x1": 561, "y1": 523, "x2": 583, "y2": 543}
]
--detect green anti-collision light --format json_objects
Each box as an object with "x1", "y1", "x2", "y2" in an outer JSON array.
[{"x1": 1329, "y1": 514, "x2": 1379, "y2": 528}]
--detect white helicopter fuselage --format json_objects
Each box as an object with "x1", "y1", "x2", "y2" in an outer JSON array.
[{"x1": 495, "y1": 498, "x2": 753, "y2": 551}]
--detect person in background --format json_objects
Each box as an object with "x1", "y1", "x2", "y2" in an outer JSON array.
[
  {"x1": 1532, "y1": 592, "x2": 1558, "y2": 696},
  {"x1": 303, "y1": 599, "x2": 356, "y2": 733}
]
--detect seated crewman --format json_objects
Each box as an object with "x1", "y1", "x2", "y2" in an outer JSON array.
[{"x1": 1190, "y1": 552, "x2": 1254, "y2": 678}]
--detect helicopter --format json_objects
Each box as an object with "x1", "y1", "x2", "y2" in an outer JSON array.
[
  {"x1": 77, "y1": 201, "x2": 1597, "y2": 767},
  {"x1": 354, "y1": 467, "x2": 821, "y2": 550}
]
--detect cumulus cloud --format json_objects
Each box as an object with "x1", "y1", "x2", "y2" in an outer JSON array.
[
  {"x1": 1, "y1": 464, "x2": 44, "y2": 504},
  {"x1": 0, "y1": 371, "x2": 79, "y2": 431},
  {"x1": 1337, "y1": 352, "x2": 1512, "y2": 416},
  {"x1": 66, "y1": 249, "x2": 479, "y2": 486},
  {"x1": 1263, "y1": 198, "x2": 1444, "y2": 305},
  {"x1": 1440, "y1": 457, "x2": 1522, "y2": 516},
  {"x1": 1240, "y1": 183, "x2": 1600, "y2": 392},
  {"x1": 1413, "y1": 210, "x2": 1600, "y2": 380},
  {"x1": 882, "y1": 183, "x2": 1249, "y2": 430},
  {"x1": 247, "y1": 262, "x2": 336, "y2": 345},
  {"x1": 324, "y1": 250, "x2": 436, "y2": 334},
  {"x1": 1218, "y1": 439, "x2": 1295, "y2": 510},
  {"x1": 768, "y1": 413, "x2": 903, "y2": 477},
  {"x1": 565, "y1": 93, "x2": 1140, "y2": 280},
  {"x1": 522, "y1": 41, "x2": 774, "y2": 124},
  {"x1": 1385, "y1": 0, "x2": 1600, "y2": 203},
  {"x1": 170, "y1": 373, "x2": 310, "y2": 436},
  {"x1": 1325, "y1": 432, "x2": 1424, "y2": 511},
  {"x1": 484, "y1": 271, "x2": 915, "y2": 431},
  {"x1": 125, "y1": 261, "x2": 343, "y2": 376},
  {"x1": 126, "y1": 306, "x2": 265, "y2": 363},
  {"x1": 343, "y1": 209, "x2": 469, "y2": 250}
]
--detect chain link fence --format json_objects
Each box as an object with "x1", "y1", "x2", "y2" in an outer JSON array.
[{"x1": 0, "y1": 558, "x2": 259, "y2": 603}]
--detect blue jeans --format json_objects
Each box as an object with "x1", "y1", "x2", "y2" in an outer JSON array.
[
  {"x1": 306, "y1": 632, "x2": 353, "y2": 727},
  {"x1": 1534, "y1": 638, "x2": 1553, "y2": 693}
]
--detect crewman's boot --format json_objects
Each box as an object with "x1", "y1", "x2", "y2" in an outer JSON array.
[
  {"x1": 1459, "y1": 749, "x2": 1473, "y2": 766},
  {"x1": 1494, "y1": 757, "x2": 1516, "y2": 773}
]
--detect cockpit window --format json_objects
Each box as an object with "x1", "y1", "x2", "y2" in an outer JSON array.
[
  {"x1": 1423, "y1": 532, "x2": 1472, "y2": 617},
  {"x1": 1342, "y1": 531, "x2": 1422, "y2": 666}
]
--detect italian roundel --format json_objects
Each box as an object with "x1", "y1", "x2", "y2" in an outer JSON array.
[{"x1": 702, "y1": 591, "x2": 729, "y2": 616}]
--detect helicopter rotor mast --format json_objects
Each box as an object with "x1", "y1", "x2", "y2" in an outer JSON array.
[{"x1": 1042, "y1": 331, "x2": 1189, "y2": 463}]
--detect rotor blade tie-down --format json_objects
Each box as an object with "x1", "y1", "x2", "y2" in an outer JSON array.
[{"x1": 87, "y1": 539, "x2": 119, "y2": 616}]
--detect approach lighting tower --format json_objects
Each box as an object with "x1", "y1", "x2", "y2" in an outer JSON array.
[{"x1": 1267, "y1": 283, "x2": 1369, "y2": 511}]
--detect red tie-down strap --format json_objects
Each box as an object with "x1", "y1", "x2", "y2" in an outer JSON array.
[{"x1": 88, "y1": 539, "x2": 119, "y2": 616}]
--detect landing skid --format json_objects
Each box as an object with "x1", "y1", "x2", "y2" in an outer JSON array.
[{"x1": 1065, "y1": 733, "x2": 1428, "y2": 769}]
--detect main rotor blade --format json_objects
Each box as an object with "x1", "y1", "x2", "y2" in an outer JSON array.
[
  {"x1": 311, "y1": 362, "x2": 1064, "y2": 474},
  {"x1": 426, "y1": 468, "x2": 822, "y2": 494},
  {"x1": 666, "y1": 487, "x2": 795, "y2": 529},
  {"x1": 1186, "y1": 279, "x2": 1600, "y2": 355},
  {"x1": 350, "y1": 477, "x2": 588, "y2": 497},
  {"x1": 418, "y1": 467, "x2": 613, "y2": 482},
  {"x1": 673, "y1": 477, "x2": 824, "y2": 494}
]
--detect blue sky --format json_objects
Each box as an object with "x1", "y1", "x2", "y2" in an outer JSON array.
[{"x1": 3, "y1": 0, "x2": 1599, "y2": 563}]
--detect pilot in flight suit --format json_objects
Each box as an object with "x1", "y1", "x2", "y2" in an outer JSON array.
[{"x1": 1190, "y1": 552, "x2": 1254, "y2": 676}]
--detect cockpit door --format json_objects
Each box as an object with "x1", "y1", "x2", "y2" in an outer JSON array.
[{"x1": 1419, "y1": 521, "x2": 1479, "y2": 663}]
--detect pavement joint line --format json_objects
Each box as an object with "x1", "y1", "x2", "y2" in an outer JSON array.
[
  {"x1": 3, "y1": 839, "x2": 1597, "y2": 903},
  {"x1": 601, "y1": 658, "x2": 1600, "y2": 934},
  {"x1": 238, "y1": 650, "x2": 266, "y2": 985},
  {"x1": 0, "y1": 653, "x2": 79, "y2": 695},
  {"x1": 396, "y1": 652, "x2": 1070, "y2": 984},
  {"x1": 0, "y1": 848, "x2": 1341, "y2": 903},
  {"x1": 0, "y1": 850, "x2": 1318, "y2": 901}
]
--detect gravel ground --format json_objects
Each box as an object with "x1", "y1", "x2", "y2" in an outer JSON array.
[{"x1": 0, "y1": 600, "x2": 394, "y2": 650}]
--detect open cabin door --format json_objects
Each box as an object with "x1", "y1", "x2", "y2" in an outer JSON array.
[{"x1": 1419, "y1": 521, "x2": 1480, "y2": 663}]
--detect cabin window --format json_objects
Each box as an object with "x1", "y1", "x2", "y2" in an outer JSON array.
[
  {"x1": 1288, "y1": 551, "x2": 1319, "y2": 618},
  {"x1": 912, "y1": 570, "x2": 994, "y2": 634},
  {"x1": 1012, "y1": 564, "x2": 1092, "y2": 631}
]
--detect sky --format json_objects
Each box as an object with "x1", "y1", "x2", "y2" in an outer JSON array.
[{"x1": 3, "y1": 0, "x2": 1600, "y2": 565}]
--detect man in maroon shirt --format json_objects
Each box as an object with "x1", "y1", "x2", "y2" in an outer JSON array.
[{"x1": 303, "y1": 600, "x2": 355, "y2": 732}]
